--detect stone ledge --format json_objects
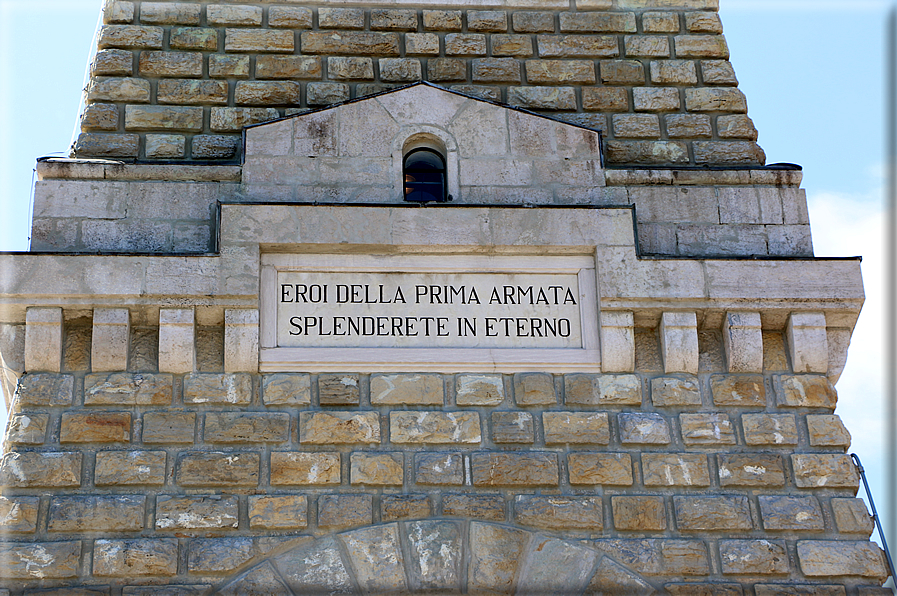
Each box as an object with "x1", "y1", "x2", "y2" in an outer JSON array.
[
  {"x1": 606, "y1": 168, "x2": 802, "y2": 187},
  {"x1": 36, "y1": 159, "x2": 242, "y2": 183}
]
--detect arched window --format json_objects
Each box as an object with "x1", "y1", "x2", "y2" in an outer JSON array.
[{"x1": 403, "y1": 148, "x2": 448, "y2": 203}]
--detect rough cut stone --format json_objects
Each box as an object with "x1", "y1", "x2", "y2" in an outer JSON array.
[
  {"x1": 424, "y1": 10, "x2": 462, "y2": 30},
  {"x1": 0, "y1": 452, "x2": 81, "y2": 488},
  {"x1": 491, "y1": 411, "x2": 534, "y2": 443},
  {"x1": 390, "y1": 411, "x2": 481, "y2": 444},
  {"x1": 371, "y1": 373, "x2": 443, "y2": 405},
  {"x1": 0, "y1": 496, "x2": 40, "y2": 533},
  {"x1": 442, "y1": 494, "x2": 504, "y2": 520},
  {"x1": 568, "y1": 452, "x2": 633, "y2": 486},
  {"x1": 273, "y1": 537, "x2": 354, "y2": 594},
  {"x1": 176, "y1": 452, "x2": 259, "y2": 487},
  {"x1": 60, "y1": 412, "x2": 131, "y2": 443},
  {"x1": 81, "y1": 103, "x2": 120, "y2": 130},
  {"x1": 269, "y1": 6, "x2": 312, "y2": 28},
  {"x1": 675, "y1": 496, "x2": 753, "y2": 531},
  {"x1": 380, "y1": 58, "x2": 423, "y2": 82},
  {"x1": 680, "y1": 413, "x2": 736, "y2": 445},
  {"x1": 95, "y1": 450, "x2": 165, "y2": 486},
  {"x1": 543, "y1": 412, "x2": 610, "y2": 444},
  {"x1": 339, "y1": 524, "x2": 406, "y2": 592},
  {"x1": 0, "y1": 541, "x2": 81, "y2": 579},
  {"x1": 797, "y1": 541, "x2": 887, "y2": 579},
  {"x1": 318, "y1": 494, "x2": 373, "y2": 531},
  {"x1": 16, "y1": 373, "x2": 74, "y2": 406},
  {"x1": 612, "y1": 495, "x2": 666, "y2": 531},
  {"x1": 468, "y1": 522, "x2": 529, "y2": 593},
  {"x1": 415, "y1": 452, "x2": 464, "y2": 485},
  {"x1": 666, "y1": 583, "x2": 744, "y2": 596},
  {"x1": 6, "y1": 413, "x2": 49, "y2": 444},
  {"x1": 471, "y1": 452, "x2": 558, "y2": 487},
  {"x1": 188, "y1": 538, "x2": 254, "y2": 574},
  {"x1": 507, "y1": 86, "x2": 577, "y2": 110},
  {"x1": 248, "y1": 495, "x2": 307, "y2": 530},
  {"x1": 143, "y1": 412, "x2": 195, "y2": 443},
  {"x1": 514, "y1": 372, "x2": 556, "y2": 405},
  {"x1": 719, "y1": 454, "x2": 785, "y2": 487},
  {"x1": 514, "y1": 495, "x2": 603, "y2": 531},
  {"x1": 758, "y1": 496, "x2": 824, "y2": 531},
  {"x1": 643, "y1": 453, "x2": 710, "y2": 487},
  {"x1": 719, "y1": 540, "x2": 789, "y2": 575},
  {"x1": 207, "y1": 5, "x2": 262, "y2": 26},
  {"x1": 754, "y1": 586, "x2": 846, "y2": 596},
  {"x1": 350, "y1": 452, "x2": 403, "y2": 485},
  {"x1": 98, "y1": 25, "x2": 163, "y2": 49},
  {"x1": 256, "y1": 56, "x2": 322, "y2": 80},
  {"x1": 48, "y1": 496, "x2": 144, "y2": 532},
  {"x1": 565, "y1": 373, "x2": 642, "y2": 405},
  {"x1": 183, "y1": 373, "x2": 252, "y2": 405},
  {"x1": 792, "y1": 454, "x2": 858, "y2": 488},
  {"x1": 456, "y1": 374, "x2": 504, "y2": 405},
  {"x1": 711, "y1": 374, "x2": 766, "y2": 407},
  {"x1": 587, "y1": 557, "x2": 656, "y2": 595},
  {"x1": 225, "y1": 29, "x2": 293, "y2": 53},
  {"x1": 775, "y1": 375, "x2": 837, "y2": 408},
  {"x1": 370, "y1": 9, "x2": 417, "y2": 31},
  {"x1": 170, "y1": 27, "x2": 218, "y2": 50},
  {"x1": 317, "y1": 374, "x2": 360, "y2": 405},
  {"x1": 94, "y1": 539, "x2": 178, "y2": 576},
  {"x1": 85, "y1": 373, "x2": 172, "y2": 405},
  {"x1": 204, "y1": 412, "x2": 290, "y2": 443},
  {"x1": 209, "y1": 55, "x2": 249, "y2": 78},
  {"x1": 156, "y1": 495, "x2": 238, "y2": 530},
  {"x1": 406, "y1": 521, "x2": 463, "y2": 591},
  {"x1": 270, "y1": 452, "x2": 340, "y2": 485},
  {"x1": 381, "y1": 494, "x2": 431, "y2": 521},
  {"x1": 619, "y1": 412, "x2": 670, "y2": 444},
  {"x1": 218, "y1": 562, "x2": 290, "y2": 596},
  {"x1": 262, "y1": 373, "x2": 310, "y2": 405},
  {"x1": 651, "y1": 376, "x2": 701, "y2": 406},
  {"x1": 832, "y1": 498, "x2": 874, "y2": 535},
  {"x1": 742, "y1": 413, "x2": 798, "y2": 445},
  {"x1": 517, "y1": 536, "x2": 600, "y2": 594},
  {"x1": 300, "y1": 411, "x2": 380, "y2": 444},
  {"x1": 318, "y1": 7, "x2": 364, "y2": 29},
  {"x1": 301, "y1": 31, "x2": 400, "y2": 56}
]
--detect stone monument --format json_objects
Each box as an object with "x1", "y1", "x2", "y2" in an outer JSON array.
[{"x1": 0, "y1": 0, "x2": 892, "y2": 593}]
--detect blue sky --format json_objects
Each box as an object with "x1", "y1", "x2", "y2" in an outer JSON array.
[{"x1": 0, "y1": 0, "x2": 894, "y2": 557}]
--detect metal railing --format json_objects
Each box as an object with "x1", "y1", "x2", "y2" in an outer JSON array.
[{"x1": 852, "y1": 453, "x2": 896, "y2": 589}]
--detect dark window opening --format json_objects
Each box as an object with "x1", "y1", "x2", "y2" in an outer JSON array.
[{"x1": 403, "y1": 148, "x2": 448, "y2": 203}]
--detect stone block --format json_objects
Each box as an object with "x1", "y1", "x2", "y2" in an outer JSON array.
[
  {"x1": 75, "y1": 132, "x2": 141, "y2": 157},
  {"x1": 718, "y1": 115, "x2": 758, "y2": 139},
  {"x1": 391, "y1": 411, "x2": 481, "y2": 444},
  {"x1": 694, "y1": 141, "x2": 765, "y2": 165},
  {"x1": 444, "y1": 33, "x2": 487, "y2": 56},
  {"x1": 254, "y1": 56, "x2": 321, "y2": 80},
  {"x1": 207, "y1": 4, "x2": 262, "y2": 26},
  {"x1": 685, "y1": 88, "x2": 747, "y2": 112},
  {"x1": 719, "y1": 540, "x2": 788, "y2": 575},
  {"x1": 301, "y1": 411, "x2": 380, "y2": 444},
  {"x1": 449, "y1": 84, "x2": 500, "y2": 100},
  {"x1": 183, "y1": 373, "x2": 251, "y2": 405},
  {"x1": 192, "y1": 135, "x2": 239, "y2": 159},
  {"x1": 832, "y1": 498, "x2": 874, "y2": 535},
  {"x1": 318, "y1": 494, "x2": 372, "y2": 531},
  {"x1": 686, "y1": 12, "x2": 723, "y2": 33},
  {"x1": 514, "y1": 495, "x2": 603, "y2": 531},
  {"x1": 85, "y1": 373, "x2": 172, "y2": 405},
  {"x1": 599, "y1": 311, "x2": 635, "y2": 371},
  {"x1": 718, "y1": 454, "x2": 785, "y2": 487},
  {"x1": 619, "y1": 412, "x2": 670, "y2": 444},
  {"x1": 415, "y1": 452, "x2": 464, "y2": 485},
  {"x1": 491, "y1": 411, "x2": 534, "y2": 443},
  {"x1": 381, "y1": 494, "x2": 431, "y2": 521},
  {"x1": 300, "y1": 31, "x2": 400, "y2": 56},
  {"x1": 339, "y1": 524, "x2": 407, "y2": 594},
  {"x1": 543, "y1": 412, "x2": 609, "y2": 444},
  {"x1": 587, "y1": 556, "x2": 656, "y2": 594},
  {"x1": 680, "y1": 413, "x2": 735, "y2": 445},
  {"x1": 568, "y1": 452, "x2": 633, "y2": 486},
  {"x1": 667, "y1": 114, "x2": 712, "y2": 138},
  {"x1": 212, "y1": 108, "x2": 280, "y2": 133},
  {"x1": 775, "y1": 374, "x2": 837, "y2": 409},
  {"x1": 471, "y1": 452, "x2": 558, "y2": 487},
  {"x1": 722, "y1": 311, "x2": 763, "y2": 373},
  {"x1": 787, "y1": 312, "x2": 829, "y2": 373},
  {"x1": 472, "y1": 57, "x2": 522, "y2": 83},
  {"x1": 318, "y1": 7, "x2": 364, "y2": 29},
  {"x1": 792, "y1": 454, "x2": 859, "y2": 489},
  {"x1": 272, "y1": 537, "x2": 353, "y2": 594},
  {"x1": 605, "y1": 140, "x2": 690, "y2": 164},
  {"x1": 93, "y1": 49, "x2": 133, "y2": 76},
  {"x1": 371, "y1": 373, "x2": 443, "y2": 405},
  {"x1": 797, "y1": 541, "x2": 888, "y2": 579},
  {"x1": 625, "y1": 35, "x2": 671, "y2": 58},
  {"x1": 219, "y1": 562, "x2": 290, "y2": 594},
  {"x1": 807, "y1": 414, "x2": 851, "y2": 447},
  {"x1": 612, "y1": 496, "x2": 666, "y2": 531},
  {"x1": 507, "y1": 86, "x2": 577, "y2": 110},
  {"x1": 156, "y1": 495, "x2": 238, "y2": 530},
  {"x1": 170, "y1": 27, "x2": 218, "y2": 50},
  {"x1": 742, "y1": 413, "x2": 798, "y2": 446},
  {"x1": 652, "y1": 376, "x2": 701, "y2": 406},
  {"x1": 538, "y1": 35, "x2": 619, "y2": 58},
  {"x1": 204, "y1": 412, "x2": 290, "y2": 443},
  {"x1": 176, "y1": 452, "x2": 259, "y2": 487},
  {"x1": 468, "y1": 522, "x2": 528, "y2": 593},
  {"x1": 513, "y1": 373, "x2": 556, "y2": 405},
  {"x1": 660, "y1": 311, "x2": 699, "y2": 374},
  {"x1": 675, "y1": 496, "x2": 753, "y2": 531},
  {"x1": 188, "y1": 538, "x2": 254, "y2": 574},
  {"x1": 513, "y1": 12, "x2": 554, "y2": 33},
  {"x1": 702, "y1": 60, "x2": 739, "y2": 85},
  {"x1": 491, "y1": 34, "x2": 533, "y2": 56},
  {"x1": 157, "y1": 79, "x2": 228, "y2": 105},
  {"x1": 104, "y1": 1, "x2": 134, "y2": 24},
  {"x1": 223, "y1": 309, "x2": 258, "y2": 373},
  {"x1": 98, "y1": 25, "x2": 163, "y2": 49},
  {"x1": 405, "y1": 32, "x2": 440, "y2": 55},
  {"x1": 633, "y1": 88, "x2": 680, "y2": 113},
  {"x1": 442, "y1": 494, "x2": 504, "y2": 520},
  {"x1": 81, "y1": 103, "x2": 120, "y2": 131},
  {"x1": 138, "y1": 51, "x2": 202, "y2": 77},
  {"x1": 755, "y1": 587, "x2": 846, "y2": 596},
  {"x1": 405, "y1": 520, "x2": 463, "y2": 591},
  {"x1": 566, "y1": 374, "x2": 641, "y2": 406},
  {"x1": 226, "y1": 28, "x2": 295, "y2": 53},
  {"x1": 318, "y1": 374, "x2": 360, "y2": 405},
  {"x1": 468, "y1": 10, "x2": 508, "y2": 32},
  {"x1": 456, "y1": 374, "x2": 504, "y2": 406},
  {"x1": 642, "y1": 453, "x2": 710, "y2": 487},
  {"x1": 370, "y1": 9, "x2": 417, "y2": 31},
  {"x1": 158, "y1": 308, "x2": 194, "y2": 373},
  {"x1": 269, "y1": 6, "x2": 312, "y2": 28},
  {"x1": 262, "y1": 373, "x2": 311, "y2": 405},
  {"x1": 95, "y1": 451, "x2": 165, "y2": 486},
  {"x1": 15, "y1": 373, "x2": 73, "y2": 406},
  {"x1": 146, "y1": 134, "x2": 186, "y2": 158},
  {"x1": 424, "y1": 10, "x2": 462, "y2": 31},
  {"x1": 711, "y1": 374, "x2": 766, "y2": 407},
  {"x1": 60, "y1": 412, "x2": 131, "y2": 443},
  {"x1": 517, "y1": 537, "x2": 600, "y2": 594},
  {"x1": 6, "y1": 413, "x2": 48, "y2": 445},
  {"x1": 25, "y1": 307, "x2": 63, "y2": 372},
  {"x1": 307, "y1": 82, "x2": 350, "y2": 106},
  {"x1": 0, "y1": 496, "x2": 39, "y2": 533},
  {"x1": 560, "y1": 12, "x2": 636, "y2": 33},
  {"x1": 270, "y1": 452, "x2": 340, "y2": 485},
  {"x1": 209, "y1": 55, "x2": 250, "y2": 78},
  {"x1": 0, "y1": 541, "x2": 81, "y2": 579},
  {"x1": 675, "y1": 35, "x2": 729, "y2": 58},
  {"x1": 327, "y1": 57, "x2": 373, "y2": 80},
  {"x1": 350, "y1": 452, "x2": 403, "y2": 486},
  {"x1": 665, "y1": 584, "x2": 744, "y2": 596},
  {"x1": 0, "y1": 451, "x2": 81, "y2": 488},
  {"x1": 758, "y1": 495, "x2": 824, "y2": 531},
  {"x1": 526, "y1": 59, "x2": 594, "y2": 84},
  {"x1": 600, "y1": 60, "x2": 645, "y2": 85},
  {"x1": 94, "y1": 539, "x2": 178, "y2": 576},
  {"x1": 48, "y1": 495, "x2": 144, "y2": 532}
]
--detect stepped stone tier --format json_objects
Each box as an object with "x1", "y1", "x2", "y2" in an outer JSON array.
[{"x1": 0, "y1": 0, "x2": 892, "y2": 595}]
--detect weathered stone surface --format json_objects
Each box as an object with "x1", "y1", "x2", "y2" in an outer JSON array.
[
  {"x1": 256, "y1": 56, "x2": 322, "y2": 80},
  {"x1": 204, "y1": 412, "x2": 290, "y2": 443},
  {"x1": 612, "y1": 496, "x2": 666, "y2": 531},
  {"x1": 371, "y1": 373, "x2": 443, "y2": 405},
  {"x1": 406, "y1": 521, "x2": 463, "y2": 591},
  {"x1": 643, "y1": 453, "x2": 710, "y2": 487},
  {"x1": 0, "y1": 496, "x2": 39, "y2": 533},
  {"x1": 587, "y1": 557, "x2": 656, "y2": 595},
  {"x1": 156, "y1": 495, "x2": 238, "y2": 531},
  {"x1": 601, "y1": 60, "x2": 645, "y2": 85},
  {"x1": 138, "y1": 51, "x2": 201, "y2": 77},
  {"x1": 93, "y1": 48, "x2": 133, "y2": 76},
  {"x1": 526, "y1": 59, "x2": 594, "y2": 84},
  {"x1": 300, "y1": 411, "x2": 380, "y2": 444},
  {"x1": 170, "y1": 27, "x2": 217, "y2": 50},
  {"x1": 318, "y1": 494, "x2": 373, "y2": 531},
  {"x1": 606, "y1": 140, "x2": 689, "y2": 164},
  {"x1": 318, "y1": 7, "x2": 364, "y2": 29},
  {"x1": 568, "y1": 452, "x2": 633, "y2": 486},
  {"x1": 183, "y1": 373, "x2": 251, "y2": 405},
  {"x1": 188, "y1": 538, "x2": 254, "y2": 574},
  {"x1": 797, "y1": 541, "x2": 888, "y2": 579},
  {"x1": 694, "y1": 141, "x2": 765, "y2": 166},
  {"x1": 370, "y1": 9, "x2": 417, "y2": 31},
  {"x1": 81, "y1": 103, "x2": 120, "y2": 130},
  {"x1": 416, "y1": 452, "x2": 463, "y2": 485},
  {"x1": 702, "y1": 60, "x2": 739, "y2": 85},
  {"x1": 301, "y1": 31, "x2": 400, "y2": 56},
  {"x1": 157, "y1": 79, "x2": 228, "y2": 105},
  {"x1": 754, "y1": 585, "x2": 846, "y2": 596},
  {"x1": 442, "y1": 494, "x2": 504, "y2": 520},
  {"x1": 248, "y1": 495, "x2": 307, "y2": 530},
  {"x1": 48, "y1": 495, "x2": 144, "y2": 532},
  {"x1": 391, "y1": 411, "x2": 481, "y2": 444},
  {"x1": 832, "y1": 498, "x2": 874, "y2": 535},
  {"x1": 491, "y1": 411, "x2": 534, "y2": 443},
  {"x1": 339, "y1": 524, "x2": 406, "y2": 592},
  {"x1": 543, "y1": 412, "x2": 610, "y2": 444},
  {"x1": 507, "y1": 86, "x2": 577, "y2": 110},
  {"x1": 514, "y1": 372, "x2": 556, "y2": 405},
  {"x1": 98, "y1": 25, "x2": 163, "y2": 49},
  {"x1": 513, "y1": 12, "x2": 554, "y2": 33},
  {"x1": 95, "y1": 451, "x2": 165, "y2": 486},
  {"x1": 792, "y1": 454, "x2": 859, "y2": 488},
  {"x1": 718, "y1": 454, "x2": 785, "y2": 487},
  {"x1": 538, "y1": 34, "x2": 618, "y2": 58},
  {"x1": 675, "y1": 35, "x2": 729, "y2": 59},
  {"x1": 209, "y1": 55, "x2": 249, "y2": 78},
  {"x1": 142, "y1": 412, "x2": 195, "y2": 443},
  {"x1": 269, "y1": 6, "x2": 312, "y2": 28},
  {"x1": 207, "y1": 4, "x2": 261, "y2": 25},
  {"x1": 710, "y1": 374, "x2": 765, "y2": 407},
  {"x1": 560, "y1": 11, "x2": 635, "y2": 33},
  {"x1": 491, "y1": 34, "x2": 533, "y2": 57},
  {"x1": 317, "y1": 374, "x2": 360, "y2": 405},
  {"x1": 718, "y1": 115, "x2": 758, "y2": 139},
  {"x1": 665, "y1": 584, "x2": 744, "y2": 596},
  {"x1": 515, "y1": 495, "x2": 603, "y2": 531},
  {"x1": 619, "y1": 412, "x2": 670, "y2": 444},
  {"x1": 225, "y1": 29, "x2": 293, "y2": 53},
  {"x1": 583, "y1": 87, "x2": 629, "y2": 112},
  {"x1": 260, "y1": 374, "x2": 310, "y2": 405},
  {"x1": 0, "y1": 541, "x2": 81, "y2": 579},
  {"x1": 807, "y1": 414, "x2": 851, "y2": 446},
  {"x1": 380, "y1": 58, "x2": 423, "y2": 82},
  {"x1": 405, "y1": 32, "x2": 440, "y2": 55},
  {"x1": 74, "y1": 133, "x2": 140, "y2": 157},
  {"x1": 177, "y1": 452, "x2": 259, "y2": 487},
  {"x1": 274, "y1": 537, "x2": 354, "y2": 594},
  {"x1": 351, "y1": 452, "x2": 403, "y2": 485},
  {"x1": 94, "y1": 539, "x2": 178, "y2": 576},
  {"x1": 742, "y1": 413, "x2": 798, "y2": 446},
  {"x1": 381, "y1": 494, "x2": 431, "y2": 521},
  {"x1": 456, "y1": 374, "x2": 504, "y2": 406},
  {"x1": 471, "y1": 452, "x2": 558, "y2": 487},
  {"x1": 445, "y1": 33, "x2": 487, "y2": 56},
  {"x1": 6, "y1": 413, "x2": 48, "y2": 444},
  {"x1": 667, "y1": 114, "x2": 712, "y2": 138},
  {"x1": 565, "y1": 373, "x2": 642, "y2": 405},
  {"x1": 146, "y1": 134, "x2": 186, "y2": 158},
  {"x1": 218, "y1": 561, "x2": 290, "y2": 596},
  {"x1": 192, "y1": 134, "x2": 239, "y2": 159},
  {"x1": 0, "y1": 452, "x2": 81, "y2": 488},
  {"x1": 719, "y1": 540, "x2": 789, "y2": 575},
  {"x1": 518, "y1": 536, "x2": 600, "y2": 594},
  {"x1": 651, "y1": 376, "x2": 701, "y2": 406},
  {"x1": 680, "y1": 413, "x2": 735, "y2": 445},
  {"x1": 675, "y1": 496, "x2": 753, "y2": 531},
  {"x1": 468, "y1": 522, "x2": 529, "y2": 593},
  {"x1": 270, "y1": 452, "x2": 340, "y2": 485},
  {"x1": 60, "y1": 411, "x2": 130, "y2": 443},
  {"x1": 758, "y1": 496, "x2": 824, "y2": 531},
  {"x1": 16, "y1": 373, "x2": 74, "y2": 406},
  {"x1": 327, "y1": 56, "x2": 373, "y2": 80},
  {"x1": 85, "y1": 373, "x2": 172, "y2": 405}
]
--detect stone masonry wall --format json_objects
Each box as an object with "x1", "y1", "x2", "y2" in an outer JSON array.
[
  {"x1": 75, "y1": 0, "x2": 765, "y2": 167},
  {"x1": 0, "y1": 309, "x2": 889, "y2": 594}
]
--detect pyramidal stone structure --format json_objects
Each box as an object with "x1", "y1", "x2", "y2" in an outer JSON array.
[{"x1": 0, "y1": 0, "x2": 892, "y2": 594}]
